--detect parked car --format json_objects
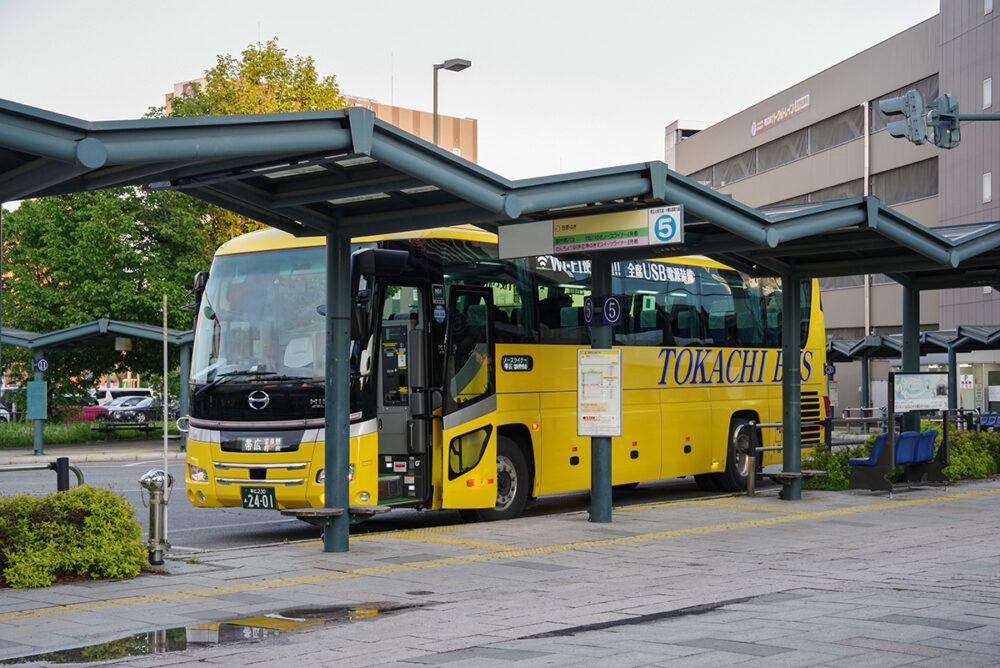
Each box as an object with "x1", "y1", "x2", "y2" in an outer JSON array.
[
  {"x1": 92, "y1": 387, "x2": 154, "y2": 407},
  {"x1": 108, "y1": 396, "x2": 160, "y2": 423},
  {"x1": 61, "y1": 405, "x2": 109, "y2": 423}
]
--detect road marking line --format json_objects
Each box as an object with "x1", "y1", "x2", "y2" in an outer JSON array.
[{"x1": 2, "y1": 488, "x2": 996, "y2": 623}]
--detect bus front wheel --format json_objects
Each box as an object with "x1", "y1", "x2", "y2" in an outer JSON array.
[
  {"x1": 459, "y1": 437, "x2": 530, "y2": 522},
  {"x1": 714, "y1": 417, "x2": 751, "y2": 492}
]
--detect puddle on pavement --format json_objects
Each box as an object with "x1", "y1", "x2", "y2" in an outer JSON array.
[{"x1": 1, "y1": 603, "x2": 417, "y2": 665}]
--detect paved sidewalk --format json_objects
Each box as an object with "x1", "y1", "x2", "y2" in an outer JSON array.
[{"x1": 1, "y1": 478, "x2": 999, "y2": 666}]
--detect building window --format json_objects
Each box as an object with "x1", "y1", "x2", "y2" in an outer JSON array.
[
  {"x1": 756, "y1": 127, "x2": 808, "y2": 172},
  {"x1": 810, "y1": 107, "x2": 864, "y2": 153},
  {"x1": 986, "y1": 0, "x2": 993, "y2": 15},
  {"x1": 714, "y1": 150, "x2": 756, "y2": 187},
  {"x1": 985, "y1": 77, "x2": 993, "y2": 109},
  {"x1": 986, "y1": 172, "x2": 993, "y2": 204},
  {"x1": 870, "y1": 158, "x2": 938, "y2": 206}
]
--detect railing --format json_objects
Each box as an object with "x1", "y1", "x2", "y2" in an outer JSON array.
[{"x1": 0, "y1": 456, "x2": 85, "y2": 491}]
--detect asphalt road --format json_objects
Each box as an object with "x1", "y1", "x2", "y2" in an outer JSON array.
[{"x1": 1, "y1": 459, "x2": 726, "y2": 552}]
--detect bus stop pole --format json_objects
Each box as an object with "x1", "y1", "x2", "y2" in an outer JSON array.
[
  {"x1": 901, "y1": 284, "x2": 920, "y2": 432},
  {"x1": 33, "y1": 349, "x2": 44, "y2": 456},
  {"x1": 780, "y1": 274, "x2": 802, "y2": 500},
  {"x1": 324, "y1": 233, "x2": 351, "y2": 552},
  {"x1": 589, "y1": 256, "x2": 612, "y2": 523}
]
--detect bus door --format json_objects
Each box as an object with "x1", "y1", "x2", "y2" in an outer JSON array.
[
  {"x1": 440, "y1": 286, "x2": 497, "y2": 508},
  {"x1": 376, "y1": 284, "x2": 431, "y2": 505}
]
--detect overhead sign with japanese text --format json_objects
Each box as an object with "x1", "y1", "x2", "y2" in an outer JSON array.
[{"x1": 497, "y1": 207, "x2": 684, "y2": 259}]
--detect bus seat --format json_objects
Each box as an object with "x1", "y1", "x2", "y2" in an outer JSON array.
[
  {"x1": 539, "y1": 296, "x2": 568, "y2": 330},
  {"x1": 639, "y1": 310, "x2": 657, "y2": 331},
  {"x1": 466, "y1": 304, "x2": 487, "y2": 334},
  {"x1": 849, "y1": 432, "x2": 889, "y2": 467},
  {"x1": 493, "y1": 307, "x2": 509, "y2": 324},
  {"x1": 736, "y1": 310, "x2": 755, "y2": 344},
  {"x1": 560, "y1": 306, "x2": 582, "y2": 327},
  {"x1": 673, "y1": 306, "x2": 695, "y2": 339},
  {"x1": 894, "y1": 431, "x2": 920, "y2": 465},
  {"x1": 283, "y1": 336, "x2": 315, "y2": 368},
  {"x1": 708, "y1": 302, "x2": 731, "y2": 344},
  {"x1": 916, "y1": 430, "x2": 937, "y2": 462},
  {"x1": 509, "y1": 307, "x2": 521, "y2": 324}
]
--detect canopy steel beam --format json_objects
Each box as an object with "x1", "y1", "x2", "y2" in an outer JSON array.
[
  {"x1": 270, "y1": 175, "x2": 426, "y2": 208},
  {"x1": 187, "y1": 188, "x2": 312, "y2": 237},
  {"x1": 764, "y1": 207, "x2": 867, "y2": 247}
]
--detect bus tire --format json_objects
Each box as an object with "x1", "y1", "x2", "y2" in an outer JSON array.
[
  {"x1": 459, "y1": 436, "x2": 530, "y2": 522},
  {"x1": 714, "y1": 417, "x2": 751, "y2": 492},
  {"x1": 694, "y1": 474, "x2": 719, "y2": 491}
]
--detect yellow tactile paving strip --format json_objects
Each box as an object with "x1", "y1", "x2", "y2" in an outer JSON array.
[{"x1": 2, "y1": 488, "x2": 996, "y2": 623}]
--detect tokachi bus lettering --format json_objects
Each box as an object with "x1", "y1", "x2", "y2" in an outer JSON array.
[{"x1": 726, "y1": 350, "x2": 742, "y2": 384}]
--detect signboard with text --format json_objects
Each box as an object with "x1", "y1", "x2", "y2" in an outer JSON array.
[
  {"x1": 577, "y1": 349, "x2": 622, "y2": 437},
  {"x1": 892, "y1": 372, "x2": 948, "y2": 412}
]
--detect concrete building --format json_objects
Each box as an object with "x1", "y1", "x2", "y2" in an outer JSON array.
[
  {"x1": 165, "y1": 82, "x2": 478, "y2": 163},
  {"x1": 668, "y1": 0, "x2": 999, "y2": 413}
]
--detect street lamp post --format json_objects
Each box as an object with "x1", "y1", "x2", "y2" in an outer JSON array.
[{"x1": 433, "y1": 58, "x2": 471, "y2": 146}]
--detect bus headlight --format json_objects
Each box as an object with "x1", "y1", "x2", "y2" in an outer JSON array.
[
  {"x1": 189, "y1": 464, "x2": 208, "y2": 482},
  {"x1": 316, "y1": 464, "x2": 354, "y2": 484}
]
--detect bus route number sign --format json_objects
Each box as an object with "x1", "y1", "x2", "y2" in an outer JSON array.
[{"x1": 601, "y1": 296, "x2": 622, "y2": 326}]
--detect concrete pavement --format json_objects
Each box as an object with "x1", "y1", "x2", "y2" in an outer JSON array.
[{"x1": 0, "y1": 467, "x2": 998, "y2": 666}]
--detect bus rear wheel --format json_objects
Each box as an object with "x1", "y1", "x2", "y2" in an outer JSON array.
[
  {"x1": 459, "y1": 437, "x2": 530, "y2": 522},
  {"x1": 714, "y1": 417, "x2": 751, "y2": 492}
]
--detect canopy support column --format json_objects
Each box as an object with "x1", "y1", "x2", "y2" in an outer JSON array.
[
  {"x1": 947, "y1": 344, "x2": 958, "y2": 412},
  {"x1": 589, "y1": 256, "x2": 612, "y2": 523},
  {"x1": 324, "y1": 233, "x2": 351, "y2": 552},
  {"x1": 861, "y1": 355, "x2": 871, "y2": 410},
  {"x1": 33, "y1": 349, "x2": 44, "y2": 456},
  {"x1": 781, "y1": 274, "x2": 802, "y2": 500},
  {"x1": 902, "y1": 284, "x2": 920, "y2": 432}
]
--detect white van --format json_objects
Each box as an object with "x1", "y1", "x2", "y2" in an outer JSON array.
[{"x1": 92, "y1": 387, "x2": 154, "y2": 407}]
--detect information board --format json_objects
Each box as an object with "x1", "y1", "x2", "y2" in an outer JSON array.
[
  {"x1": 26, "y1": 381, "x2": 47, "y2": 421},
  {"x1": 577, "y1": 349, "x2": 622, "y2": 437},
  {"x1": 892, "y1": 372, "x2": 948, "y2": 412}
]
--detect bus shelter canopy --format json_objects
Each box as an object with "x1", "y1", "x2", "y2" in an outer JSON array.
[
  {"x1": 3, "y1": 98, "x2": 1000, "y2": 282},
  {"x1": 0, "y1": 318, "x2": 192, "y2": 351}
]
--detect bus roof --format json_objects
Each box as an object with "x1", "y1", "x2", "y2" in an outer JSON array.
[
  {"x1": 215, "y1": 226, "x2": 729, "y2": 270},
  {"x1": 215, "y1": 225, "x2": 494, "y2": 256}
]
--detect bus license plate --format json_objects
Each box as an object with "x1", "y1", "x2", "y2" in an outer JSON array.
[{"x1": 240, "y1": 486, "x2": 277, "y2": 510}]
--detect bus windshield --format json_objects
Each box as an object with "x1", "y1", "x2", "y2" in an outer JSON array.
[{"x1": 191, "y1": 246, "x2": 327, "y2": 383}]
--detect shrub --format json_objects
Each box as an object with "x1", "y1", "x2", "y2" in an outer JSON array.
[
  {"x1": 0, "y1": 486, "x2": 147, "y2": 588},
  {"x1": 804, "y1": 425, "x2": 1000, "y2": 489}
]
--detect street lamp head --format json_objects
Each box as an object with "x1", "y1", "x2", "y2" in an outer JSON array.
[{"x1": 437, "y1": 58, "x2": 471, "y2": 72}]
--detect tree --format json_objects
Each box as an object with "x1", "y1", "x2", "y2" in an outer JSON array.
[
  {"x1": 1, "y1": 189, "x2": 210, "y2": 399},
  {"x1": 153, "y1": 38, "x2": 348, "y2": 249}
]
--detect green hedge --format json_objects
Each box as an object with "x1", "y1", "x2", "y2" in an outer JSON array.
[
  {"x1": 804, "y1": 424, "x2": 1000, "y2": 490},
  {"x1": 0, "y1": 486, "x2": 148, "y2": 588}
]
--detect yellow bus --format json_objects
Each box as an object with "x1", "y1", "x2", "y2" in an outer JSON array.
[{"x1": 185, "y1": 226, "x2": 828, "y2": 520}]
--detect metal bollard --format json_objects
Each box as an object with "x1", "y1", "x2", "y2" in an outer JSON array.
[
  {"x1": 51, "y1": 457, "x2": 70, "y2": 491},
  {"x1": 139, "y1": 469, "x2": 174, "y2": 565}
]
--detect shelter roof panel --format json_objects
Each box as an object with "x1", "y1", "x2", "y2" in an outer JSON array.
[{"x1": 5, "y1": 99, "x2": 1000, "y2": 286}]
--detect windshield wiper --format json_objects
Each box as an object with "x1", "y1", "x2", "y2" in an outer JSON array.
[{"x1": 193, "y1": 370, "x2": 277, "y2": 397}]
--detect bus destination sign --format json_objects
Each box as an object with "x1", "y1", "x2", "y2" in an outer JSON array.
[{"x1": 501, "y1": 355, "x2": 533, "y2": 372}]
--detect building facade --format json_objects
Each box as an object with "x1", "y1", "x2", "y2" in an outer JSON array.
[{"x1": 668, "y1": 0, "x2": 999, "y2": 412}]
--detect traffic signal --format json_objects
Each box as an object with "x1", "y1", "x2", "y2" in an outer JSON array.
[
  {"x1": 927, "y1": 93, "x2": 961, "y2": 149},
  {"x1": 879, "y1": 89, "x2": 927, "y2": 144}
]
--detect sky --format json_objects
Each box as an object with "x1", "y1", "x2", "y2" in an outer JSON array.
[{"x1": 0, "y1": 0, "x2": 940, "y2": 180}]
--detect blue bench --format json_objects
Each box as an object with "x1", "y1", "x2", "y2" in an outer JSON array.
[{"x1": 849, "y1": 429, "x2": 943, "y2": 491}]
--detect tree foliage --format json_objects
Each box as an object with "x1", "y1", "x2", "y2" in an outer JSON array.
[
  {"x1": 2, "y1": 39, "x2": 346, "y2": 393},
  {"x1": 153, "y1": 38, "x2": 348, "y2": 250},
  {"x1": 1, "y1": 189, "x2": 209, "y2": 397}
]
